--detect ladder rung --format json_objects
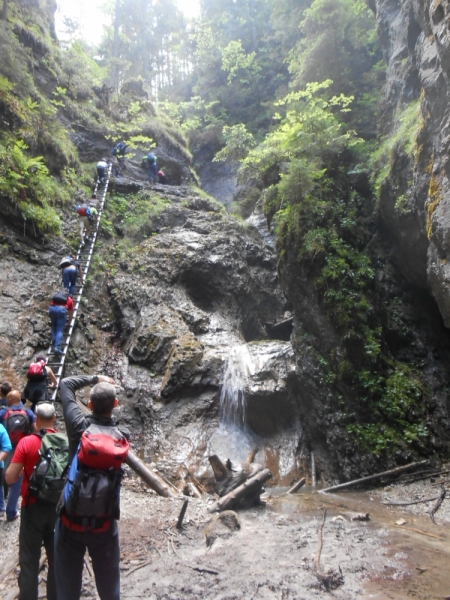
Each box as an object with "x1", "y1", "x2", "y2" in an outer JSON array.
[{"x1": 47, "y1": 164, "x2": 112, "y2": 396}]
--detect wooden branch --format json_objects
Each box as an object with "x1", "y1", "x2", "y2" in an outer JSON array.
[
  {"x1": 314, "y1": 509, "x2": 326, "y2": 574},
  {"x1": 383, "y1": 496, "x2": 440, "y2": 507},
  {"x1": 432, "y1": 478, "x2": 450, "y2": 486},
  {"x1": 125, "y1": 452, "x2": 178, "y2": 498},
  {"x1": 125, "y1": 560, "x2": 152, "y2": 577},
  {"x1": 245, "y1": 447, "x2": 259, "y2": 465},
  {"x1": 398, "y1": 469, "x2": 443, "y2": 480},
  {"x1": 320, "y1": 461, "x2": 428, "y2": 494},
  {"x1": 311, "y1": 451, "x2": 316, "y2": 488},
  {"x1": 287, "y1": 477, "x2": 306, "y2": 494},
  {"x1": 208, "y1": 468, "x2": 272, "y2": 513},
  {"x1": 208, "y1": 455, "x2": 232, "y2": 481},
  {"x1": 190, "y1": 566, "x2": 219, "y2": 575},
  {"x1": 393, "y1": 525, "x2": 444, "y2": 539},
  {"x1": 428, "y1": 486, "x2": 446, "y2": 524},
  {"x1": 176, "y1": 499, "x2": 189, "y2": 529},
  {"x1": 314, "y1": 509, "x2": 344, "y2": 591},
  {"x1": 187, "y1": 482, "x2": 202, "y2": 499}
]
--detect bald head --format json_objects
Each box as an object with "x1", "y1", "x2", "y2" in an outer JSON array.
[
  {"x1": 89, "y1": 382, "x2": 118, "y2": 416},
  {"x1": 6, "y1": 390, "x2": 21, "y2": 406}
]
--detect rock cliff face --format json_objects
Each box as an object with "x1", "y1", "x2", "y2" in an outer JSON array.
[
  {"x1": 374, "y1": 0, "x2": 450, "y2": 316},
  {"x1": 3, "y1": 0, "x2": 450, "y2": 491}
]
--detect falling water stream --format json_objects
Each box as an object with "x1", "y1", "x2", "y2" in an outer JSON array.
[
  {"x1": 219, "y1": 344, "x2": 255, "y2": 427},
  {"x1": 208, "y1": 342, "x2": 303, "y2": 481},
  {"x1": 207, "y1": 344, "x2": 260, "y2": 463}
]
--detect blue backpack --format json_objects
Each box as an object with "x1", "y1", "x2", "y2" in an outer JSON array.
[{"x1": 147, "y1": 152, "x2": 156, "y2": 165}]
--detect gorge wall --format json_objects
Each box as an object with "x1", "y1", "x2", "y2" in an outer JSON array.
[{"x1": 2, "y1": 0, "x2": 450, "y2": 491}]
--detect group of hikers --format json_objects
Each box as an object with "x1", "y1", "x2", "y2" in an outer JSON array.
[
  {"x1": 0, "y1": 374, "x2": 128, "y2": 600},
  {"x1": 97, "y1": 142, "x2": 167, "y2": 184},
  {"x1": 0, "y1": 145, "x2": 166, "y2": 599}
]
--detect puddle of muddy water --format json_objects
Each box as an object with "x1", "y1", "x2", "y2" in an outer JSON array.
[{"x1": 269, "y1": 488, "x2": 450, "y2": 600}]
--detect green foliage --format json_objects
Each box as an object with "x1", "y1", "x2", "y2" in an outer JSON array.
[
  {"x1": 0, "y1": 139, "x2": 62, "y2": 234},
  {"x1": 221, "y1": 40, "x2": 261, "y2": 85},
  {"x1": 213, "y1": 124, "x2": 256, "y2": 162},
  {"x1": 288, "y1": 0, "x2": 382, "y2": 135},
  {"x1": 109, "y1": 191, "x2": 170, "y2": 239},
  {"x1": 370, "y1": 101, "x2": 421, "y2": 198}
]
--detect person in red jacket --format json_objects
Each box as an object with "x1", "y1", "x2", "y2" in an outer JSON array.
[{"x1": 6, "y1": 402, "x2": 59, "y2": 600}]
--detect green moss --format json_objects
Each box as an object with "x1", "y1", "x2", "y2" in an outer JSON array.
[{"x1": 370, "y1": 101, "x2": 421, "y2": 198}]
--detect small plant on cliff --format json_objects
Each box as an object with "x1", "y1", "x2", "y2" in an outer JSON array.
[
  {"x1": 0, "y1": 139, "x2": 62, "y2": 234},
  {"x1": 370, "y1": 100, "x2": 421, "y2": 199}
]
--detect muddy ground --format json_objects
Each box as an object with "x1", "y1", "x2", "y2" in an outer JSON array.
[{"x1": 1, "y1": 470, "x2": 450, "y2": 600}]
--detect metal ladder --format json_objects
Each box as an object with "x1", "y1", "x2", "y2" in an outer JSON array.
[{"x1": 47, "y1": 163, "x2": 113, "y2": 402}]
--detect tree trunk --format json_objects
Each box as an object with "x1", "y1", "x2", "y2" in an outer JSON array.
[
  {"x1": 208, "y1": 468, "x2": 272, "y2": 513},
  {"x1": 109, "y1": 0, "x2": 121, "y2": 92},
  {"x1": 320, "y1": 460, "x2": 428, "y2": 494},
  {"x1": 125, "y1": 451, "x2": 178, "y2": 498},
  {"x1": 1, "y1": 0, "x2": 9, "y2": 21}
]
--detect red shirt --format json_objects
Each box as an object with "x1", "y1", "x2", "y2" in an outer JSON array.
[
  {"x1": 50, "y1": 296, "x2": 74, "y2": 310},
  {"x1": 12, "y1": 429, "x2": 57, "y2": 506}
]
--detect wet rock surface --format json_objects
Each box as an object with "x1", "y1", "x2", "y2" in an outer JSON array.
[{"x1": 374, "y1": 0, "x2": 450, "y2": 321}]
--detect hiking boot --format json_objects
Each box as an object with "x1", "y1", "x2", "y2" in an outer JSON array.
[
  {"x1": 54, "y1": 348, "x2": 64, "y2": 356},
  {"x1": 6, "y1": 512, "x2": 18, "y2": 522}
]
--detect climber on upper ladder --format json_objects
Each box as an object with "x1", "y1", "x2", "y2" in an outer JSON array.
[{"x1": 46, "y1": 160, "x2": 113, "y2": 402}]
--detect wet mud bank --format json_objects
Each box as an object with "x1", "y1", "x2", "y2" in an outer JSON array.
[
  {"x1": 2, "y1": 467, "x2": 450, "y2": 599},
  {"x1": 119, "y1": 484, "x2": 450, "y2": 600}
]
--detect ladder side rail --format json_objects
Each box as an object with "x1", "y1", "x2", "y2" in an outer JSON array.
[{"x1": 49, "y1": 163, "x2": 112, "y2": 402}]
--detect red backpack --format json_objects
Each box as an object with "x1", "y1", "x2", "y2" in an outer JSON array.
[
  {"x1": 77, "y1": 424, "x2": 129, "y2": 469},
  {"x1": 4, "y1": 408, "x2": 31, "y2": 447},
  {"x1": 27, "y1": 360, "x2": 46, "y2": 380},
  {"x1": 62, "y1": 424, "x2": 129, "y2": 530}
]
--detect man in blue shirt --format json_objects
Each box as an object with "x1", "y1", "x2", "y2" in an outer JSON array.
[
  {"x1": 0, "y1": 390, "x2": 35, "y2": 521},
  {"x1": 0, "y1": 422, "x2": 12, "y2": 516}
]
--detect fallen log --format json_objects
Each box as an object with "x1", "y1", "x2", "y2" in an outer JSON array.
[
  {"x1": 244, "y1": 447, "x2": 259, "y2": 465},
  {"x1": 383, "y1": 496, "x2": 440, "y2": 507},
  {"x1": 208, "y1": 468, "x2": 272, "y2": 513},
  {"x1": 320, "y1": 460, "x2": 428, "y2": 494},
  {"x1": 428, "y1": 486, "x2": 446, "y2": 524},
  {"x1": 125, "y1": 452, "x2": 178, "y2": 498},
  {"x1": 208, "y1": 454, "x2": 263, "y2": 497},
  {"x1": 287, "y1": 477, "x2": 306, "y2": 494},
  {"x1": 209, "y1": 455, "x2": 232, "y2": 481}
]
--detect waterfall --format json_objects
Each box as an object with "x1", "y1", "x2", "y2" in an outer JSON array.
[{"x1": 219, "y1": 344, "x2": 255, "y2": 428}]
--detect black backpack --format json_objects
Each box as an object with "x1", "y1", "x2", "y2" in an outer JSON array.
[
  {"x1": 4, "y1": 408, "x2": 31, "y2": 447},
  {"x1": 52, "y1": 289, "x2": 69, "y2": 305}
]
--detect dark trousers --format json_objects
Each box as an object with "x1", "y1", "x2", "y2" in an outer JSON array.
[
  {"x1": 19, "y1": 501, "x2": 57, "y2": 600},
  {"x1": 54, "y1": 518, "x2": 120, "y2": 600}
]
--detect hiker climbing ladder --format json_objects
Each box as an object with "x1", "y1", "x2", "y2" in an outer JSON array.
[{"x1": 47, "y1": 163, "x2": 113, "y2": 402}]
